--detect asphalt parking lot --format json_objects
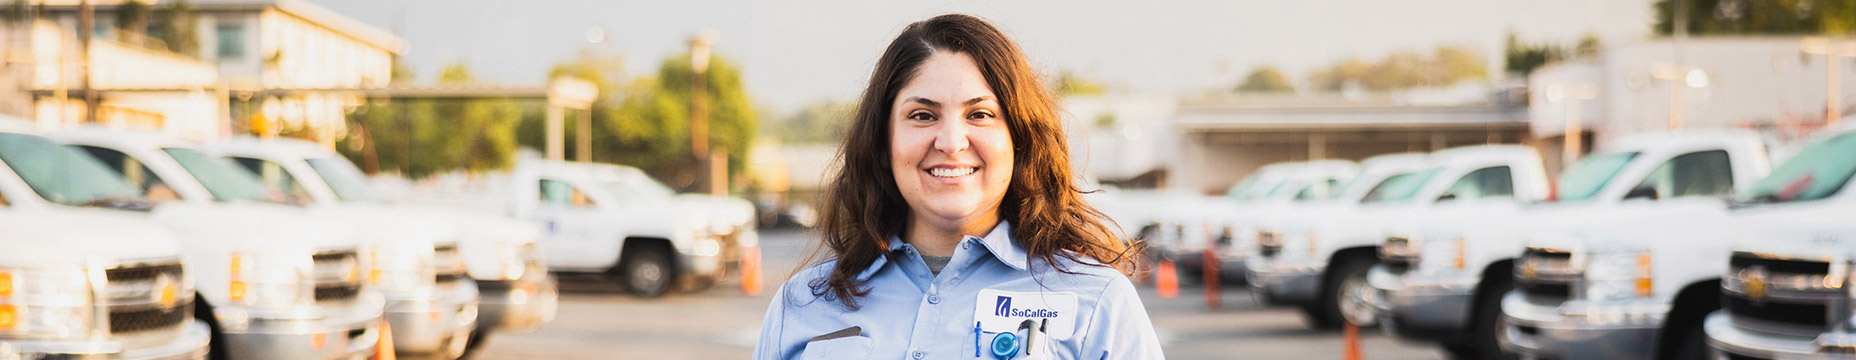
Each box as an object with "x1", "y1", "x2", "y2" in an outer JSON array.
[{"x1": 474, "y1": 229, "x2": 1445, "y2": 359}]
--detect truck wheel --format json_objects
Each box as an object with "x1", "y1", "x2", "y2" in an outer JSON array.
[
  {"x1": 1448, "y1": 273, "x2": 1513, "y2": 360},
  {"x1": 460, "y1": 327, "x2": 492, "y2": 359},
  {"x1": 1305, "y1": 256, "x2": 1376, "y2": 329},
  {"x1": 193, "y1": 300, "x2": 229, "y2": 360},
  {"x1": 622, "y1": 245, "x2": 675, "y2": 298}
]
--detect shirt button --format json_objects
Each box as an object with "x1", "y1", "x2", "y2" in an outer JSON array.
[
  {"x1": 961, "y1": 242, "x2": 971, "y2": 249},
  {"x1": 927, "y1": 294, "x2": 941, "y2": 304},
  {"x1": 912, "y1": 350, "x2": 925, "y2": 359}
]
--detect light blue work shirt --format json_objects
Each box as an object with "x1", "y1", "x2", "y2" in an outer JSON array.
[{"x1": 754, "y1": 221, "x2": 1165, "y2": 359}]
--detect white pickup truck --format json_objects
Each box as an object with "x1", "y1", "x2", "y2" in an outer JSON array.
[
  {"x1": 1372, "y1": 131, "x2": 1769, "y2": 358},
  {"x1": 1250, "y1": 145, "x2": 1549, "y2": 329},
  {"x1": 511, "y1": 159, "x2": 757, "y2": 298},
  {"x1": 1703, "y1": 125, "x2": 1856, "y2": 359},
  {"x1": 51, "y1": 128, "x2": 390, "y2": 360},
  {"x1": 1501, "y1": 131, "x2": 1773, "y2": 359},
  {"x1": 1148, "y1": 160, "x2": 1357, "y2": 283},
  {"x1": 0, "y1": 128, "x2": 211, "y2": 359},
  {"x1": 204, "y1": 138, "x2": 501, "y2": 359}
]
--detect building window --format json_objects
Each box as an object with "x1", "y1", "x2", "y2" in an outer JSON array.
[{"x1": 217, "y1": 24, "x2": 246, "y2": 59}]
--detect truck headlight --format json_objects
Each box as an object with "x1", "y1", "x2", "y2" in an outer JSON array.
[
  {"x1": 368, "y1": 244, "x2": 434, "y2": 293},
  {"x1": 1416, "y1": 237, "x2": 1467, "y2": 270},
  {"x1": 0, "y1": 268, "x2": 95, "y2": 338},
  {"x1": 495, "y1": 240, "x2": 530, "y2": 280},
  {"x1": 694, "y1": 238, "x2": 722, "y2": 257},
  {"x1": 1581, "y1": 250, "x2": 1652, "y2": 301},
  {"x1": 229, "y1": 252, "x2": 313, "y2": 308}
]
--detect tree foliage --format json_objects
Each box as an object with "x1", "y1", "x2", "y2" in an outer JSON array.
[
  {"x1": 771, "y1": 101, "x2": 851, "y2": 144},
  {"x1": 515, "y1": 49, "x2": 759, "y2": 191},
  {"x1": 1056, "y1": 71, "x2": 1107, "y2": 96},
  {"x1": 1309, "y1": 46, "x2": 1489, "y2": 91},
  {"x1": 338, "y1": 61, "x2": 525, "y2": 178},
  {"x1": 1504, "y1": 32, "x2": 1602, "y2": 76},
  {"x1": 115, "y1": 0, "x2": 148, "y2": 45},
  {"x1": 1655, "y1": 0, "x2": 1856, "y2": 35},
  {"x1": 154, "y1": 0, "x2": 197, "y2": 55},
  {"x1": 1235, "y1": 66, "x2": 1294, "y2": 93}
]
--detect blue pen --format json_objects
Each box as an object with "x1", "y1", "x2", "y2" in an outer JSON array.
[{"x1": 973, "y1": 321, "x2": 982, "y2": 357}]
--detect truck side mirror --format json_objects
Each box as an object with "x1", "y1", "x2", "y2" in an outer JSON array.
[
  {"x1": 1435, "y1": 193, "x2": 1458, "y2": 202},
  {"x1": 1623, "y1": 186, "x2": 1659, "y2": 201}
]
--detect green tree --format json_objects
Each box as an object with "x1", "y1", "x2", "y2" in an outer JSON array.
[
  {"x1": 1655, "y1": 0, "x2": 1856, "y2": 35},
  {"x1": 154, "y1": 0, "x2": 197, "y2": 55},
  {"x1": 1311, "y1": 46, "x2": 1489, "y2": 91},
  {"x1": 338, "y1": 61, "x2": 524, "y2": 178},
  {"x1": 1504, "y1": 32, "x2": 1601, "y2": 76},
  {"x1": 1235, "y1": 66, "x2": 1294, "y2": 93},
  {"x1": 115, "y1": 0, "x2": 149, "y2": 47},
  {"x1": 772, "y1": 101, "x2": 851, "y2": 144},
  {"x1": 517, "y1": 49, "x2": 759, "y2": 192},
  {"x1": 1056, "y1": 71, "x2": 1107, "y2": 96}
]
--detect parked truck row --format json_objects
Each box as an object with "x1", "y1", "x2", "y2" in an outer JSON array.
[
  {"x1": 1118, "y1": 123, "x2": 1856, "y2": 359},
  {"x1": 0, "y1": 119, "x2": 759, "y2": 360}
]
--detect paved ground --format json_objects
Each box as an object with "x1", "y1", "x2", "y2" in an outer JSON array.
[{"x1": 474, "y1": 229, "x2": 1448, "y2": 359}]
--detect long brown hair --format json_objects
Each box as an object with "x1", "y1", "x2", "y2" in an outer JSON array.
[{"x1": 805, "y1": 14, "x2": 1134, "y2": 310}]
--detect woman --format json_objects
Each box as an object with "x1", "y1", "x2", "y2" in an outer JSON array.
[{"x1": 755, "y1": 14, "x2": 1164, "y2": 359}]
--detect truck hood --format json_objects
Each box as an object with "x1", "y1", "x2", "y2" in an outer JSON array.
[
  {"x1": 0, "y1": 208, "x2": 184, "y2": 269},
  {"x1": 390, "y1": 204, "x2": 544, "y2": 280},
  {"x1": 672, "y1": 194, "x2": 756, "y2": 231},
  {"x1": 1727, "y1": 202, "x2": 1856, "y2": 261},
  {"x1": 150, "y1": 202, "x2": 358, "y2": 254},
  {"x1": 303, "y1": 203, "x2": 456, "y2": 249}
]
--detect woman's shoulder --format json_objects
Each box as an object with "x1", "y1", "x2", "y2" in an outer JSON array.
[{"x1": 1027, "y1": 253, "x2": 1138, "y2": 294}]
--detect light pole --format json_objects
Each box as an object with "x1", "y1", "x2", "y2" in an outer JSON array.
[
  {"x1": 688, "y1": 32, "x2": 719, "y2": 195},
  {"x1": 1802, "y1": 37, "x2": 1856, "y2": 126},
  {"x1": 1546, "y1": 83, "x2": 1599, "y2": 167},
  {"x1": 1651, "y1": 63, "x2": 1709, "y2": 130}
]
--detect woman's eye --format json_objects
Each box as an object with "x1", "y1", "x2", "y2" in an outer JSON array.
[
  {"x1": 968, "y1": 111, "x2": 996, "y2": 121},
  {"x1": 908, "y1": 112, "x2": 935, "y2": 121}
]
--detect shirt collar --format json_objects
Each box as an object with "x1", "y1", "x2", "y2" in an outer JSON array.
[{"x1": 856, "y1": 221, "x2": 1025, "y2": 281}]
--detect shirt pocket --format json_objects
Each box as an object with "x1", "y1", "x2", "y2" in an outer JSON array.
[{"x1": 798, "y1": 336, "x2": 873, "y2": 360}]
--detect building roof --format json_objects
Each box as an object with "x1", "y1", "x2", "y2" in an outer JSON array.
[
  {"x1": 1173, "y1": 92, "x2": 1529, "y2": 132},
  {"x1": 190, "y1": 0, "x2": 405, "y2": 53}
]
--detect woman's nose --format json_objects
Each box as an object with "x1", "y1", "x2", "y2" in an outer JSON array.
[{"x1": 933, "y1": 117, "x2": 970, "y2": 155}]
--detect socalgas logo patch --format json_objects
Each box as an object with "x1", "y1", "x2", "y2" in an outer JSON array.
[
  {"x1": 994, "y1": 295, "x2": 1062, "y2": 318},
  {"x1": 975, "y1": 289, "x2": 1078, "y2": 339}
]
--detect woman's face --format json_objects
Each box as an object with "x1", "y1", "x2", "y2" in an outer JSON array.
[{"x1": 889, "y1": 51, "x2": 1014, "y2": 232}]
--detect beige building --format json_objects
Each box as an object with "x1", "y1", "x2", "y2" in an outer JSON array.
[{"x1": 14, "y1": 0, "x2": 400, "y2": 142}]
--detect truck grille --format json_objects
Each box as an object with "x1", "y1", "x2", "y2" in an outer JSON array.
[
  {"x1": 109, "y1": 299, "x2": 193, "y2": 333},
  {"x1": 433, "y1": 243, "x2": 466, "y2": 284},
  {"x1": 313, "y1": 248, "x2": 363, "y2": 303},
  {"x1": 1379, "y1": 237, "x2": 1417, "y2": 270},
  {"x1": 1258, "y1": 231, "x2": 1282, "y2": 257},
  {"x1": 102, "y1": 260, "x2": 192, "y2": 334},
  {"x1": 1722, "y1": 251, "x2": 1840, "y2": 335},
  {"x1": 1516, "y1": 247, "x2": 1577, "y2": 303}
]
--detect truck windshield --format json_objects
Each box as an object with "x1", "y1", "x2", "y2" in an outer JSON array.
[
  {"x1": 1742, "y1": 132, "x2": 1856, "y2": 203},
  {"x1": 1226, "y1": 172, "x2": 1283, "y2": 202},
  {"x1": 1359, "y1": 168, "x2": 1441, "y2": 204},
  {"x1": 163, "y1": 147, "x2": 276, "y2": 203},
  {"x1": 1556, "y1": 151, "x2": 1640, "y2": 203},
  {"x1": 305, "y1": 157, "x2": 379, "y2": 203},
  {"x1": 0, "y1": 133, "x2": 142, "y2": 206},
  {"x1": 602, "y1": 171, "x2": 676, "y2": 205}
]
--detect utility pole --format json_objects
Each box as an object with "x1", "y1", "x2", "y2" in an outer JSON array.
[
  {"x1": 688, "y1": 32, "x2": 716, "y2": 194},
  {"x1": 79, "y1": 0, "x2": 95, "y2": 124},
  {"x1": 1803, "y1": 38, "x2": 1855, "y2": 126}
]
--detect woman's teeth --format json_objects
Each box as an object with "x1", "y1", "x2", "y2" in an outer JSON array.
[{"x1": 930, "y1": 167, "x2": 977, "y2": 178}]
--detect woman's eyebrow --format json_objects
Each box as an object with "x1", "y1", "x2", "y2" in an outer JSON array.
[
  {"x1": 963, "y1": 96, "x2": 995, "y2": 106},
  {"x1": 905, "y1": 97, "x2": 941, "y2": 108}
]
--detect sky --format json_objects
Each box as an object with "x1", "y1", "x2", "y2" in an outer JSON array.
[{"x1": 313, "y1": 0, "x2": 1657, "y2": 116}]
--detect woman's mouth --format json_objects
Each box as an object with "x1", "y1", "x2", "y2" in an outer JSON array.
[{"x1": 928, "y1": 167, "x2": 978, "y2": 178}]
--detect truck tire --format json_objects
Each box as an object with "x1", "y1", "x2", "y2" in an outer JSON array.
[
  {"x1": 1446, "y1": 267, "x2": 1513, "y2": 360},
  {"x1": 621, "y1": 245, "x2": 675, "y2": 298},
  {"x1": 1305, "y1": 255, "x2": 1377, "y2": 329},
  {"x1": 192, "y1": 300, "x2": 229, "y2": 360}
]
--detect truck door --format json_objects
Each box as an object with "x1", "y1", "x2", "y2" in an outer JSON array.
[{"x1": 533, "y1": 178, "x2": 614, "y2": 270}]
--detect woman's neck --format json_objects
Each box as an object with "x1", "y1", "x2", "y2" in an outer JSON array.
[{"x1": 903, "y1": 213, "x2": 1001, "y2": 258}]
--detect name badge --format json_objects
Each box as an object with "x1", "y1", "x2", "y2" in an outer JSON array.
[{"x1": 974, "y1": 289, "x2": 1078, "y2": 339}]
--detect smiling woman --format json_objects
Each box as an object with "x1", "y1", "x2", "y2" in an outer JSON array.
[{"x1": 754, "y1": 14, "x2": 1163, "y2": 360}]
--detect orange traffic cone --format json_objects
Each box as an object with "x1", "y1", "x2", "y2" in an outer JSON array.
[
  {"x1": 1342, "y1": 321, "x2": 1362, "y2": 360},
  {"x1": 1156, "y1": 258, "x2": 1178, "y2": 299},
  {"x1": 373, "y1": 320, "x2": 396, "y2": 360},
  {"x1": 741, "y1": 246, "x2": 764, "y2": 296}
]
